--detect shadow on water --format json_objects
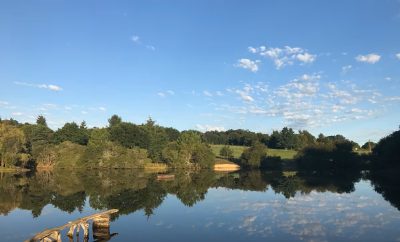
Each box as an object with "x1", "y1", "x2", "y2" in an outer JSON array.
[{"x1": 1, "y1": 167, "x2": 399, "y2": 218}]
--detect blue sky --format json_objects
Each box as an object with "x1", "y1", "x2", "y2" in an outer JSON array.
[{"x1": 0, "y1": 0, "x2": 399, "y2": 144}]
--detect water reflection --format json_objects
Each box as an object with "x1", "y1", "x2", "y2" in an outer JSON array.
[
  {"x1": 0, "y1": 169, "x2": 400, "y2": 242},
  {"x1": 0, "y1": 169, "x2": 400, "y2": 216}
]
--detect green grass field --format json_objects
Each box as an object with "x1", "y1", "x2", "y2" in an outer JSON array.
[{"x1": 210, "y1": 144, "x2": 297, "y2": 160}]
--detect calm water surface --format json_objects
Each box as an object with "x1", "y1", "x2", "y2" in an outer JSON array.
[{"x1": 0, "y1": 170, "x2": 399, "y2": 242}]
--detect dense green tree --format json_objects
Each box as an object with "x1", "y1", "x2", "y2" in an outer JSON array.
[
  {"x1": 88, "y1": 128, "x2": 110, "y2": 148},
  {"x1": 108, "y1": 115, "x2": 122, "y2": 128},
  {"x1": 296, "y1": 141, "x2": 361, "y2": 172},
  {"x1": 164, "y1": 127, "x2": 180, "y2": 142},
  {"x1": 192, "y1": 144, "x2": 215, "y2": 168},
  {"x1": 161, "y1": 142, "x2": 188, "y2": 165},
  {"x1": 268, "y1": 130, "x2": 281, "y2": 148},
  {"x1": 162, "y1": 132, "x2": 214, "y2": 168},
  {"x1": 36, "y1": 115, "x2": 47, "y2": 127},
  {"x1": 362, "y1": 141, "x2": 376, "y2": 151},
  {"x1": 142, "y1": 119, "x2": 169, "y2": 161},
  {"x1": 202, "y1": 129, "x2": 267, "y2": 146},
  {"x1": 296, "y1": 130, "x2": 316, "y2": 149},
  {"x1": 219, "y1": 146, "x2": 234, "y2": 159},
  {"x1": 372, "y1": 129, "x2": 400, "y2": 168},
  {"x1": 22, "y1": 123, "x2": 54, "y2": 161},
  {"x1": 0, "y1": 123, "x2": 30, "y2": 167},
  {"x1": 23, "y1": 124, "x2": 53, "y2": 146},
  {"x1": 109, "y1": 122, "x2": 148, "y2": 149},
  {"x1": 53, "y1": 122, "x2": 89, "y2": 145},
  {"x1": 278, "y1": 127, "x2": 297, "y2": 149},
  {"x1": 240, "y1": 142, "x2": 267, "y2": 168}
]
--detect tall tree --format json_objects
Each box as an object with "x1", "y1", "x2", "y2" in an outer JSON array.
[
  {"x1": 240, "y1": 142, "x2": 267, "y2": 168},
  {"x1": 278, "y1": 127, "x2": 297, "y2": 149},
  {"x1": 53, "y1": 122, "x2": 89, "y2": 145},
  {"x1": 108, "y1": 115, "x2": 122, "y2": 128},
  {"x1": 36, "y1": 115, "x2": 47, "y2": 127},
  {"x1": 0, "y1": 123, "x2": 30, "y2": 167}
]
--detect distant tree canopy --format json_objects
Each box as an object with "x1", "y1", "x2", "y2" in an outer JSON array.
[
  {"x1": 0, "y1": 115, "x2": 396, "y2": 173},
  {"x1": 200, "y1": 127, "x2": 359, "y2": 151}
]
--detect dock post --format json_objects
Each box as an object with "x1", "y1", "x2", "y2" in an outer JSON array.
[{"x1": 93, "y1": 214, "x2": 111, "y2": 240}]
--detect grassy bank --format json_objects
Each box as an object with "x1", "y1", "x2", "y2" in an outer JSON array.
[{"x1": 210, "y1": 144, "x2": 297, "y2": 160}]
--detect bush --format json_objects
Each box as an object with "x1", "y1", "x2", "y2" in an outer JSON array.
[
  {"x1": 240, "y1": 143, "x2": 267, "y2": 168},
  {"x1": 261, "y1": 156, "x2": 282, "y2": 170},
  {"x1": 219, "y1": 146, "x2": 234, "y2": 159},
  {"x1": 161, "y1": 132, "x2": 215, "y2": 168},
  {"x1": 296, "y1": 141, "x2": 360, "y2": 172}
]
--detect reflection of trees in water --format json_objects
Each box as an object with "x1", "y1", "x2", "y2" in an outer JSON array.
[
  {"x1": 215, "y1": 170, "x2": 268, "y2": 192},
  {"x1": 0, "y1": 167, "x2": 399, "y2": 216},
  {"x1": 369, "y1": 170, "x2": 400, "y2": 211}
]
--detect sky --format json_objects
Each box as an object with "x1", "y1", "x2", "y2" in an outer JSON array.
[{"x1": 0, "y1": 0, "x2": 399, "y2": 144}]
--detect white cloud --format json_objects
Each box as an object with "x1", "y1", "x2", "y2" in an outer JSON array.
[
  {"x1": 300, "y1": 74, "x2": 321, "y2": 81},
  {"x1": 248, "y1": 46, "x2": 257, "y2": 53},
  {"x1": 203, "y1": 90, "x2": 213, "y2": 97},
  {"x1": 216, "y1": 74, "x2": 386, "y2": 130},
  {"x1": 0, "y1": 101, "x2": 9, "y2": 107},
  {"x1": 146, "y1": 45, "x2": 156, "y2": 51},
  {"x1": 14, "y1": 82, "x2": 63, "y2": 91},
  {"x1": 396, "y1": 53, "x2": 400, "y2": 60},
  {"x1": 341, "y1": 65, "x2": 352, "y2": 74},
  {"x1": 11, "y1": 112, "x2": 23, "y2": 116},
  {"x1": 158, "y1": 90, "x2": 175, "y2": 98},
  {"x1": 234, "y1": 84, "x2": 255, "y2": 102},
  {"x1": 327, "y1": 84, "x2": 358, "y2": 105},
  {"x1": 238, "y1": 92, "x2": 254, "y2": 102},
  {"x1": 216, "y1": 91, "x2": 224, "y2": 96},
  {"x1": 355, "y1": 53, "x2": 381, "y2": 64},
  {"x1": 45, "y1": 84, "x2": 62, "y2": 91},
  {"x1": 166, "y1": 90, "x2": 175, "y2": 95},
  {"x1": 296, "y1": 53, "x2": 316, "y2": 63},
  {"x1": 236, "y1": 58, "x2": 260, "y2": 72},
  {"x1": 98, "y1": 107, "x2": 107, "y2": 111},
  {"x1": 386, "y1": 96, "x2": 400, "y2": 101},
  {"x1": 131, "y1": 35, "x2": 140, "y2": 43},
  {"x1": 276, "y1": 74, "x2": 320, "y2": 99},
  {"x1": 195, "y1": 124, "x2": 225, "y2": 132},
  {"x1": 131, "y1": 35, "x2": 156, "y2": 51},
  {"x1": 249, "y1": 45, "x2": 316, "y2": 69}
]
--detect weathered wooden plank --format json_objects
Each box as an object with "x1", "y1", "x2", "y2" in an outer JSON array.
[{"x1": 25, "y1": 209, "x2": 118, "y2": 242}]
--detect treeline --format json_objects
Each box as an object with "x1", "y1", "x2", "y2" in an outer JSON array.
[
  {"x1": 235, "y1": 126, "x2": 399, "y2": 174},
  {"x1": 0, "y1": 115, "x2": 214, "y2": 169},
  {"x1": 203, "y1": 127, "x2": 362, "y2": 150},
  {"x1": 0, "y1": 114, "x2": 396, "y2": 172}
]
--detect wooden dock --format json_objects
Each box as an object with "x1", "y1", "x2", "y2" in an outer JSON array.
[{"x1": 25, "y1": 209, "x2": 118, "y2": 242}]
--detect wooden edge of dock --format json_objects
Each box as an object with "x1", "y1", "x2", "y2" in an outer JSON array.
[{"x1": 25, "y1": 209, "x2": 119, "y2": 242}]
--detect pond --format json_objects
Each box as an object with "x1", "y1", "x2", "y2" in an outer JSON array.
[{"x1": 0, "y1": 169, "x2": 399, "y2": 242}]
